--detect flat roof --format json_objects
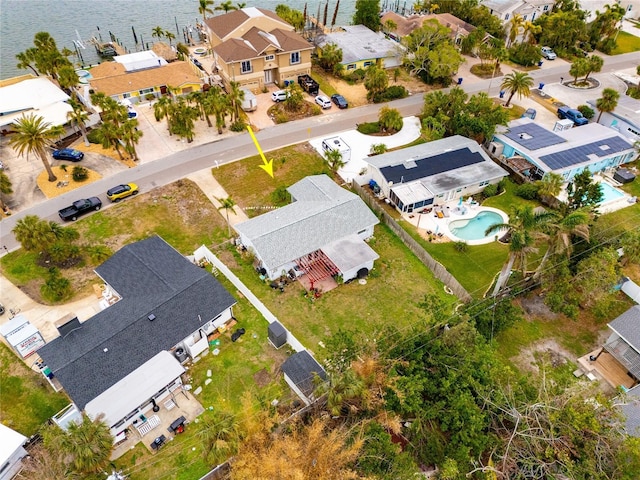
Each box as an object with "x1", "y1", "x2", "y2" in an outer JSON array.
[
  {"x1": 322, "y1": 233, "x2": 379, "y2": 273},
  {"x1": 0, "y1": 424, "x2": 26, "y2": 462},
  {"x1": 316, "y1": 25, "x2": 400, "y2": 64}
]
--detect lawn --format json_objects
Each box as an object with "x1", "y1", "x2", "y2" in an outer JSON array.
[
  {"x1": 482, "y1": 178, "x2": 539, "y2": 212},
  {"x1": 610, "y1": 31, "x2": 640, "y2": 54},
  {"x1": 0, "y1": 342, "x2": 69, "y2": 436}
]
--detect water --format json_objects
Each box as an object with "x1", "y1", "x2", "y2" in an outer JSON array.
[
  {"x1": 449, "y1": 211, "x2": 504, "y2": 241},
  {"x1": 0, "y1": 0, "x2": 360, "y2": 80},
  {"x1": 598, "y1": 181, "x2": 625, "y2": 204}
]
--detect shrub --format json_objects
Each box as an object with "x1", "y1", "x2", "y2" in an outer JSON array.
[
  {"x1": 370, "y1": 143, "x2": 388, "y2": 156},
  {"x1": 372, "y1": 85, "x2": 408, "y2": 103},
  {"x1": 497, "y1": 178, "x2": 507, "y2": 193},
  {"x1": 577, "y1": 104, "x2": 595, "y2": 119},
  {"x1": 514, "y1": 183, "x2": 540, "y2": 200},
  {"x1": 230, "y1": 120, "x2": 246, "y2": 132},
  {"x1": 72, "y1": 166, "x2": 89, "y2": 182},
  {"x1": 86, "y1": 244, "x2": 113, "y2": 264},
  {"x1": 509, "y1": 43, "x2": 541, "y2": 67},
  {"x1": 482, "y1": 184, "x2": 499, "y2": 198},
  {"x1": 145, "y1": 93, "x2": 156, "y2": 101},
  {"x1": 345, "y1": 68, "x2": 366, "y2": 83},
  {"x1": 41, "y1": 267, "x2": 73, "y2": 302},
  {"x1": 357, "y1": 122, "x2": 381, "y2": 135},
  {"x1": 86, "y1": 129, "x2": 101, "y2": 144},
  {"x1": 60, "y1": 164, "x2": 68, "y2": 172},
  {"x1": 454, "y1": 241, "x2": 469, "y2": 253},
  {"x1": 271, "y1": 186, "x2": 290, "y2": 206}
]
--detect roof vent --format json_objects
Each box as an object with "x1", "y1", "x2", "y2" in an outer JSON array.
[
  {"x1": 599, "y1": 145, "x2": 610, "y2": 151},
  {"x1": 103, "y1": 348, "x2": 108, "y2": 353},
  {"x1": 148, "y1": 314, "x2": 156, "y2": 322}
]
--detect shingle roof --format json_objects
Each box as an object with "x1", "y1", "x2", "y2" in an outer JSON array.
[
  {"x1": 214, "y1": 27, "x2": 311, "y2": 62},
  {"x1": 89, "y1": 61, "x2": 202, "y2": 97},
  {"x1": 281, "y1": 351, "x2": 327, "y2": 399},
  {"x1": 38, "y1": 236, "x2": 236, "y2": 410},
  {"x1": 609, "y1": 306, "x2": 640, "y2": 352},
  {"x1": 316, "y1": 25, "x2": 401, "y2": 64},
  {"x1": 205, "y1": 7, "x2": 291, "y2": 42},
  {"x1": 620, "y1": 384, "x2": 640, "y2": 437},
  {"x1": 234, "y1": 175, "x2": 379, "y2": 271},
  {"x1": 380, "y1": 11, "x2": 476, "y2": 38}
]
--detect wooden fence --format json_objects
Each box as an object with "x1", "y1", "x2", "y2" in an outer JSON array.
[{"x1": 352, "y1": 182, "x2": 472, "y2": 302}]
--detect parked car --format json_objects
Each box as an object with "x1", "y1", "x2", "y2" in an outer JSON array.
[
  {"x1": 127, "y1": 106, "x2": 138, "y2": 119},
  {"x1": 271, "y1": 90, "x2": 290, "y2": 102},
  {"x1": 540, "y1": 46, "x2": 557, "y2": 60},
  {"x1": 522, "y1": 108, "x2": 537, "y2": 120},
  {"x1": 315, "y1": 95, "x2": 332, "y2": 109},
  {"x1": 52, "y1": 148, "x2": 84, "y2": 162},
  {"x1": 58, "y1": 197, "x2": 102, "y2": 221},
  {"x1": 331, "y1": 94, "x2": 348, "y2": 109},
  {"x1": 107, "y1": 183, "x2": 139, "y2": 202},
  {"x1": 557, "y1": 106, "x2": 588, "y2": 126}
]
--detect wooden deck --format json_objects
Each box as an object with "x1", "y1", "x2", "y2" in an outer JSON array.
[{"x1": 578, "y1": 349, "x2": 636, "y2": 389}]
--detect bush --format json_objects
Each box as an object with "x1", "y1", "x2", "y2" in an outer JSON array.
[
  {"x1": 271, "y1": 186, "x2": 290, "y2": 206},
  {"x1": 72, "y1": 166, "x2": 89, "y2": 182},
  {"x1": 454, "y1": 241, "x2": 469, "y2": 253},
  {"x1": 357, "y1": 122, "x2": 381, "y2": 135},
  {"x1": 86, "y1": 129, "x2": 101, "y2": 144},
  {"x1": 371, "y1": 85, "x2": 408, "y2": 103},
  {"x1": 514, "y1": 183, "x2": 540, "y2": 200},
  {"x1": 230, "y1": 120, "x2": 247, "y2": 132},
  {"x1": 577, "y1": 104, "x2": 595, "y2": 119},
  {"x1": 41, "y1": 267, "x2": 73, "y2": 303},
  {"x1": 482, "y1": 184, "x2": 499, "y2": 198},
  {"x1": 370, "y1": 143, "x2": 388, "y2": 156},
  {"x1": 345, "y1": 68, "x2": 366, "y2": 82},
  {"x1": 509, "y1": 43, "x2": 541, "y2": 67}
]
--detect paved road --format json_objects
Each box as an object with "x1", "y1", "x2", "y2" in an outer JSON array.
[{"x1": 1, "y1": 52, "x2": 637, "y2": 252}]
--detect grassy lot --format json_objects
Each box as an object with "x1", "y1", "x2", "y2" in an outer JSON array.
[
  {"x1": 0, "y1": 342, "x2": 69, "y2": 436},
  {"x1": 482, "y1": 178, "x2": 539, "y2": 212},
  {"x1": 611, "y1": 31, "x2": 640, "y2": 54},
  {"x1": 0, "y1": 180, "x2": 229, "y2": 303}
]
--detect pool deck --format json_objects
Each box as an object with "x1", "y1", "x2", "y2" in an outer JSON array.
[
  {"x1": 403, "y1": 201, "x2": 509, "y2": 246},
  {"x1": 556, "y1": 175, "x2": 637, "y2": 214}
]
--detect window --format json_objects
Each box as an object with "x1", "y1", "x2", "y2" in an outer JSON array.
[
  {"x1": 522, "y1": 15, "x2": 527, "y2": 21},
  {"x1": 265, "y1": 54, "x2": 274, "y2": 61},
  {"x1": 139, "y1": 88, "x2": 153, "y2": 95},
  {"x1": 241, "y1": 60, "x2": 252, "y2": 73},
  {"x1": 358, "y1": 229, "x2": 367, "y2": 235},
  {"x1": 290, "y1": 51, "x2": 300, "y2": 64},
  {"x1": 346, "y1": 64, "x2": 356, "y2": 70},
  {"x1": 505, "y1": 13, "x2": 510, "y2": 20},
  {"x1": 543, "y1": 5, "x2": 549, "y2": 11},
  {"x1": 123, "y1": 92, "x2": 131, "y2": 98},
  {"x1": 363, "y1": 61, "x2": 373, "y2": 67}
]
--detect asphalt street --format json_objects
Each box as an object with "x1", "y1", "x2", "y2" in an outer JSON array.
[{"x1": 0, "y1": 51, "x2": 637, "y2": 252}]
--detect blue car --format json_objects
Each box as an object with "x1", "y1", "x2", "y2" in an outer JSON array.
[
  {"x1": 331, "y1": 94, "x2": 348, "y2": 109},
  {"x1": 52, "y1": 148, "x2": 84, "y2": 162}
]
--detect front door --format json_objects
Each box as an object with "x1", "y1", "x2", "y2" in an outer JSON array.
[{"x1": 264, "y1": 69, "x2": 274, "y2": 84}]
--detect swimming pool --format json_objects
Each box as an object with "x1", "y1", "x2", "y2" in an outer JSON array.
[
  {"x1": 449, "y1": 211, "x2": 504, "y2": 241},
  {"x1": 599, "y1": 181, "x2": 624, "y2": 204}
]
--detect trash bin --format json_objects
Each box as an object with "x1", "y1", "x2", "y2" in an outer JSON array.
[
  {"x1": 538, "y1": 61, "x2": 543, "y2": 67},
  {"x1": 457, "y1": 77, "x2": 463, "y2": 85},
  {"x1": 499, "y1": 90, "x2": 505, "y2": 98},
  {"x1": 538, "y1": 83, "x2": 545, "y2": 90}
]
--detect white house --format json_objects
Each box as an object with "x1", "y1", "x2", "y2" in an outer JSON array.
[
  {"x1": 580, "y1": 0, "x2": 639, "y2": 21},
  {"x1": 37, "y1": 236, "x2": 237, "y2": 437},
  {"x1": 0, "y1": 424, "x2": 27, "y2": 480},
  {"x1": 490, "y1": 118, "x2": 635, "y2": 181},
  {"x1": 366, "y1": 136, "x2": 509, "y2": 213},
  {"x1": 234, "y1": 175, "x2": 380, "y2": 282},
  {"x1": 482, "y1": 0, "x2": 555, "y2": 23},
  {"x1": 587, "y1": 95, "x2": 640, "y2": 143}
]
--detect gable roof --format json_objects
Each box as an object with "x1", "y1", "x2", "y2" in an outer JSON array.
[
  {"x1": 234, "y1": 175, "x2": 379, "y2": 271},
  {"x1": 316, "y1": 25, "x2": 401, "y2": 64},
  {"x1": 214, "y1": 27, "x2": 311, "y2": 62},
  {"x1": 89, "y1": 61, "x2": 202, "y2": 97},
  {"x1": 609, "y1": 306, "x2": 640, "y2": 352},
  {"x1": 38, "y1": 236, "x2": 236, "y2": 411},
  {"x1": 281, "y1": 350, "x2": 327, "y2": 399},
  {"x1": 205, "y1": 7, "x2": 292, "y2": 42}
]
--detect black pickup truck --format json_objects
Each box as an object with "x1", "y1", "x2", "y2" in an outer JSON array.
[
  {"x1": 297, "y1": 74, "x2": 319, "y2": 95},
  {"x1": 58, "y1": 197, "x2": 102, "y2": 221}
]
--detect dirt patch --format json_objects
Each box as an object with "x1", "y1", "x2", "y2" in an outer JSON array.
[
  {"x1": 518, "y1": 294, "x2": 559, "y2": 320},
  {"x1": 512, "y1": 338, "x2": 574, "y2": 374},
  {"x1": 267, "y1": 100, "x2": 321, "y2": 123},
  {"x1": 36, "y1": 165, "x2": 102, "y2": 199},
  {"x1": 253, "y1": 368, "x2": 271, "y2": 387}
]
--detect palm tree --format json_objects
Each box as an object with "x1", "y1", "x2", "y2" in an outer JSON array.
[
  {"x1": 57, "y1": 65, "x2": 80, "y2": 98},
  {"x1": 207, "y1": 86, "x2": 230, "y2": 134},
  {"x1": 121, "y1": 119, "x2": 142, "y2": 161},
  {"x1": 0, "y1": 171, "x2": 13, "y2": 214},
  {"x1": 216, "y1": 196, "x2": 236, "y2": 236},
  {"x1": 12, "y1": 215, "x2": 59, "y2": 251},
  {"x1": 536, "y1": 172, "x2": 563, "y2": 206},
  {"x1": 67, "y1": 99, "x2": 90, "y2": 146},
  {"x1": 199, "y1": 0, "x2": 215, "y2": 21},
  {"x1": 485, "y1": 205, "x2": 554, "y2": 295},
  {"x1": 15, "y1": 49, "x2": 39, "y2": 76},
  {"x1": 584, "y1": 54, "x2": 604, "y2": 82},
  {"x1": 534, "y1": 209, "x2": 590, "y2": 280},
  {"x1": 164, "y1": 31, "x2": 176, "y2": 46},
  {"x1": 324, "y1": 148, "x2": 345, "y2": 175},
  {"x1": 522, "y1": 21, "x2": 541, "y2": 44},
  {"x1": 227, "y1": 81, "x2": 244, "y2": 122},
  {"x1": 507, "y1": 14, "x2": 524, "y2": 47},
  {"x1": 151, "y1": 26, "x2": 165, "y2": 41},
  {"x1": 170, "y1": 98, "x2": 199, "y2": 142},
  {"x1": 500, "y1": 71, "x2": 534, "y2": 107},
  {"x1": 153, "y1": 95, "x2": 174, "y2": 134},
  {"x1": 216, "y1": 1, "x2": 236, "y2": 12},
  {"x1": 8, "y1": 113, "x2": 64, "y2": 182},
  {"x1": 198, "y1": 411, "x2": 240, "y2": 463},
  {"x1": 595, "y1": 87, "x2": 620, "y2": 122}
]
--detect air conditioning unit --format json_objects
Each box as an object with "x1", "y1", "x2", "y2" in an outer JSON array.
[{"x1": 488, "y1": 142, "x2": 504, "y2": 157}]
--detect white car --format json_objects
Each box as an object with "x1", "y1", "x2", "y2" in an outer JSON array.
[
  {"x1": 540, "y1": 46, "x2": 557, "y2": 60},
  {"x1": 271, "y1": 90, "x2": 290, "y2": 102},
  {"x1": 315, "y1": 95, "x2": 332, "y2": 109}
]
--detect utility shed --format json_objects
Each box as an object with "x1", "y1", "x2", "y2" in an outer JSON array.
[
  {"x1": 281, "y1": 351, "x2": 327, "y2": 405},
  {"x1": 0, "y1": 424, "x2": 27, "y2": 480},
  {"x1": 268, "y1": 321, "x2": 287, "y2": 349}
]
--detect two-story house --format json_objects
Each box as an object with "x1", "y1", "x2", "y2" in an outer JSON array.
[{"x1": 205, "y1": 7, "x2": 313, "y2": 92}]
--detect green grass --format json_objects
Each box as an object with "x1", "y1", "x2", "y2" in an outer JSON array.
[
  {"x1": 0, "y1": 342, "x2": 69, "y2": 436},
  {"x1": 610, "y1": 31, "x2": 640, "y2": 54},
  {"x1": 482, "y1": 178, "x2": 539, "y2": 212}
]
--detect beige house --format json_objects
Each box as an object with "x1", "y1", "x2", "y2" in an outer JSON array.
[{"x1": 205, "y1": 7, "x2": 313, "y2": 92}]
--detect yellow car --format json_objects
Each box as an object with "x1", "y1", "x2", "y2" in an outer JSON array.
[{"x1": 107, "y1": 183, "x2": 139, "y2": 202}]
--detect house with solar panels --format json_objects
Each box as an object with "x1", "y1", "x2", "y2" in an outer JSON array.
[
  {"x1": 365, "y1": 136, "x2": 509, "y2": 213},
  {"x1": 490, "y1": 118, "x2": 635, "y2": 181}
]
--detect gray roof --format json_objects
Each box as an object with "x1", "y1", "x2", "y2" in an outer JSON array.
[
  {"x1": 322, "y1": 233, "x2": 379, "y2": 273},
  {"x1": 609, "y1": 306, "x2": 640, "y2": 352},
  {"x1": 619, "y1": 384, "x2": 640, "y2": 437},
  {"x1": 588, "y1": 95, "x2": 640, "y2": 129},
  {"x1": 234, "y1": 175, "x2": 379, "y2": 271},
  {"x1": 316, "y1": 25, "x2": 401, "y2": 65},
  {"x1": 495, "y1": 118, "x2": 634, "y2": 174},
  {"x1": 38, "y1": 236, "x2": 236, "y2": 410},
  {"x1": 281, "y1": 350, "x2": 327, "y2": 399}
]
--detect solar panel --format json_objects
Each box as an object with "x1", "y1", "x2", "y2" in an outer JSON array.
[
  {"x1": 540, "y1": 136, "x2": 633, "y2": 171},
  {"x1": 504, "y1": 123, "x2": 566, "y2": 150},
  {"x1": 380, "y1": 148, "x2": 485, "y2": 184}
]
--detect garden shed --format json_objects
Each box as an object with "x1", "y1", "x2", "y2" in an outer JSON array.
[{"x1": 268, "y1": 321, "x2": 287, "y2": 349}]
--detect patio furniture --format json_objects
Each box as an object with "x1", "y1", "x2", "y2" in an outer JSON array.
[
  {"x1": 168, "y1": 415, "x2": 186, "y2": 434},
  {"x1": 150, "y1": 434, "x2": 166, "y2": 451},
  {"x1": 135, "y1": 414, "x2": 161, "y2": 436}
]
